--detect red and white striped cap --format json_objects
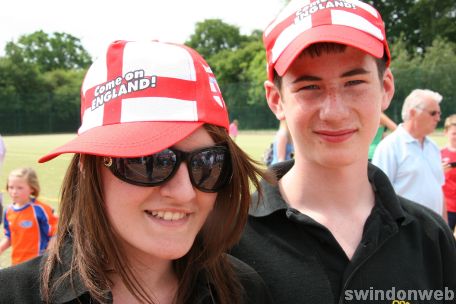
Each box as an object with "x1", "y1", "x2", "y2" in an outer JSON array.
[
  {"x1": 39, "y1": 40, "x2": 229, "y2": 162},
  {"x1": 264, "y1": 0, "x2": 391, "y2": 81}
]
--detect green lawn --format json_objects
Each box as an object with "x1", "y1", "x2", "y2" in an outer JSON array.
[{"x1": 0, "y1": 130, "x2": 446, "y2": 267}]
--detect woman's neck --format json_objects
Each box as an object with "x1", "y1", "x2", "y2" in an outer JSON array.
[{"x1": 110, "y1": 258, "x2": 178, "y2": 304}]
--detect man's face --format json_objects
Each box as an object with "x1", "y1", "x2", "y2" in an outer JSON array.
[
  {"x1": 412, "y1": 98, "x2": 441, "y2": 137},
  {"x1": 265, "y1": 46, "x2": 394, "y2": 168}
]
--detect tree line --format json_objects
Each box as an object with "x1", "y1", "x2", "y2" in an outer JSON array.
[{"x1": 0, "y1": 0, "x2": 455, "y2": 134}]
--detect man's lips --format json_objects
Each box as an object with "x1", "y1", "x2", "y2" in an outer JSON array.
[{"x1": 314, "y1": 129, "x2": 357, "y2": 143}]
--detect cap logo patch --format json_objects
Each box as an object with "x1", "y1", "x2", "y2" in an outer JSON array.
[
  {"x1": 91, "y1": 70, "x2": 157, "y2": 111},
  {"x1": 295, "y1": 0, "x2": 356, "y2": 21}
]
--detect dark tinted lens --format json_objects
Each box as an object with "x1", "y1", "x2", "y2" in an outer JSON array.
[
  {"x1": 112, "y1": 150, "x2": 177, "y2": 185},
  {"x1": 150, "y1": 149, "x2": 177, "y2": 182},
  {"x1": 190, "y1": 148, "x2": 228, "y2": 191}
]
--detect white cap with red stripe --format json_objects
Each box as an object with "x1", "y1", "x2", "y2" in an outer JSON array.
[
  {"x1": 264, "y1": 0, "x2": 391, "y2": 81},
  {"x1": 39, "y1": 40, "x2": 229, "y2": 162}
]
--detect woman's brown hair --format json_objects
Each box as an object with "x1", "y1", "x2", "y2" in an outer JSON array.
[{"x1": 41, "y1": 124, "x2": 267, "y2": 304}]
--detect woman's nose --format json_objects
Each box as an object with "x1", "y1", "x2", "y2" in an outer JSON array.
[{"x1": 159, "y1": 163, "x2": 197, "y2": 201}]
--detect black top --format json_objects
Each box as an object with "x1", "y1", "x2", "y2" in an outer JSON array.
[
  {"x1": 231, "y1": 160, "x2": 456, "y2": 304},
  {"x1": 0, "y1": 242, "x2": 274, "y2": 304}
]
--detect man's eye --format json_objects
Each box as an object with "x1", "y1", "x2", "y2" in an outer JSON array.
[
  {"x1": 299, "y1": 84, "x2": 319, "y2": 91},
  {"x1": 345, "y1": 80, "x2": 364, "y2": 86}
]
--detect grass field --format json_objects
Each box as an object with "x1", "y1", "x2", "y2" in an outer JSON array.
[{"x1": 0, "y1": 130, "x2": 447, "y2": 267}]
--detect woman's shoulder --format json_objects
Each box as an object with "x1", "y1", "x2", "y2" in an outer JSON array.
[
  {"x1": 0, "y1": 255, "x2": 43, "y2": 303},
  {"x1": 226, "y1": 254, "x2": 274, "y2": 304}
]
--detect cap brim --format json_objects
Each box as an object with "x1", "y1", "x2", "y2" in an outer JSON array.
[
  {"x1": 38, "y1": 121, "x2": 203, "y2": 163},
  {"x1": 274, "y1": 24, "x2": 385, "y2": 77}
]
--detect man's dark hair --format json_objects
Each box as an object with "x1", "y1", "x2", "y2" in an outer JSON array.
[{"x1": 273, "y1": 42, "x2": 388, "y2": 90}]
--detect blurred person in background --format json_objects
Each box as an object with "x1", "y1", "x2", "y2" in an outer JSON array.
[
  {"x1": 229, "y1": 119, "x2": 239, "y2": 141},
  {"x1": 368, "y1": 112, "x2": 397, "y2": 161},
  {"x1": 372, "y1": 89, "x2": 446, "y2": 219},
  {"x1": 0, "y1": 134, "x2": 5, "y2": 223},
  {"x1": 441, "y1": 114, "x2": 456, "y2": 232},
  {"x1": 0, "y1": 167, "x2": 58, "y2": 265},
  {"x1": 270, "y1": 120, "x2": 294, "y2": 165}
]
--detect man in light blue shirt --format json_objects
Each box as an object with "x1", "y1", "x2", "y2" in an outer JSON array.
[{"x1": 372, "y1": 89, "x2": 445, "y2": 218}]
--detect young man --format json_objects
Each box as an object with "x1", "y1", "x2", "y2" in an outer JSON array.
[{"x1": 231, "y1": 1, "x2": 456, "y2": 303}]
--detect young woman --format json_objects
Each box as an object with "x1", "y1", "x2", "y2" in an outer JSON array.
[{"x1": 0, "y1": 40, "x2": 272, "y2": 304}]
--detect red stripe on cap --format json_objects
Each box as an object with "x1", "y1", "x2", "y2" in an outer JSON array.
[
  {"x1": 311, "y1": 4, "x2": 332, "y2": 28},
  {"x1": 308, "y1": 2, "x2": 381, "y2": 31},
  {"x1": 264, "y1": 13, "x2": 297, "y2": 48},
  {"x1": 103, "y1": 41, "x2": 127, "y2": 126}
]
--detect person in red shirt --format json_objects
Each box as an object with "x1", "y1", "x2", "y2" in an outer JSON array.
[
  {"x1": 0, "y1": 167, "x2": 58, "y2": 265},
  {"x1": 441, "y1": 114, "x2": 456, "y2": 232}
]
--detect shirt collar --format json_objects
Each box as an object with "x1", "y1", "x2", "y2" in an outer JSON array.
[
  {"x1": 397, "y1": 123, "x2": 431, "y2": 145},
  {"x1": 250, "y1": 161, "x2": 292, "y2": 217},
  {"x1": 250, "y1": 160, "x2": 409, "y2": 225}
]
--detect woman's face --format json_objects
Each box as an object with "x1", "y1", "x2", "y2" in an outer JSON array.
[{"x1": 101, "y1": 127, "x2": 218, "y2": 263}]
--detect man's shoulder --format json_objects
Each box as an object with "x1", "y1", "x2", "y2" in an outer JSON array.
[
  {"x1": 378, "y1": 127, "x2": 404, "y2": 146},
  {"x1": 425, "y1": 136, "x2": 441, "y2": 151},
  {"x1": 398, "y1": 196, "x2": 454, "y2": 239}
]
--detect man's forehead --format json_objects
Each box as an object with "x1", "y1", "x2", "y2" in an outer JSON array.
[{"x1": 297, "y1": 44, "x2": 376, "y2": 59}]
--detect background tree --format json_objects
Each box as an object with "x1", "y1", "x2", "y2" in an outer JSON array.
[
  {"x1": 365, "y1": 1, "x2": 456, "y2": 55},
  {"x1": 186, "y1": 21, "x2": 276, "y2": 129},
  {"x1": 0, "y1": 31, "x2": 90, "y2": 134},
  {"x1": 186, "y1": 19, "x2": 247, "y2": 59},
  {"x1": 2, "y1": 2, "x2": 456, "y2": 133},
  {"x1": 5, "y1": 30, "x2": 91, "y2": 72}
]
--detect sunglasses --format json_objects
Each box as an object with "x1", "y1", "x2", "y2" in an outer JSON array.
[
  {"x1": 103, "y1": 145, "x2": 231, "y2": 193},
  {"x1": 415, "y1": 106, "x2": 441, "y2": 117}
]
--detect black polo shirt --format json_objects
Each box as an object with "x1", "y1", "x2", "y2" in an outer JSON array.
[
  {"x1": 0, "y1": 242, "x2": 274, "y2": 304},
  {"x1": 231, "y1": 160, "x2": 456, "y2": 304}
]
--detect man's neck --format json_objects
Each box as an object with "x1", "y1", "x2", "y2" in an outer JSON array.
[
  {"x1": 279, "y1": 160, "x2": 374, "y2": 211},
  {"x1": 278, "y1": 160, "x2": 375, "y2": 260},
  {"x1": 402, "y1": 121, "x2": 426, "y2": 144}
]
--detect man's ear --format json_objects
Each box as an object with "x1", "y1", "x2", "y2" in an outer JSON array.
[
  {"x1": 264, "y1": 80, "x2": 285, "y2": 120},
  {"x1": 381, "y1": 68, "x2": 395, "y2": 111}
]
